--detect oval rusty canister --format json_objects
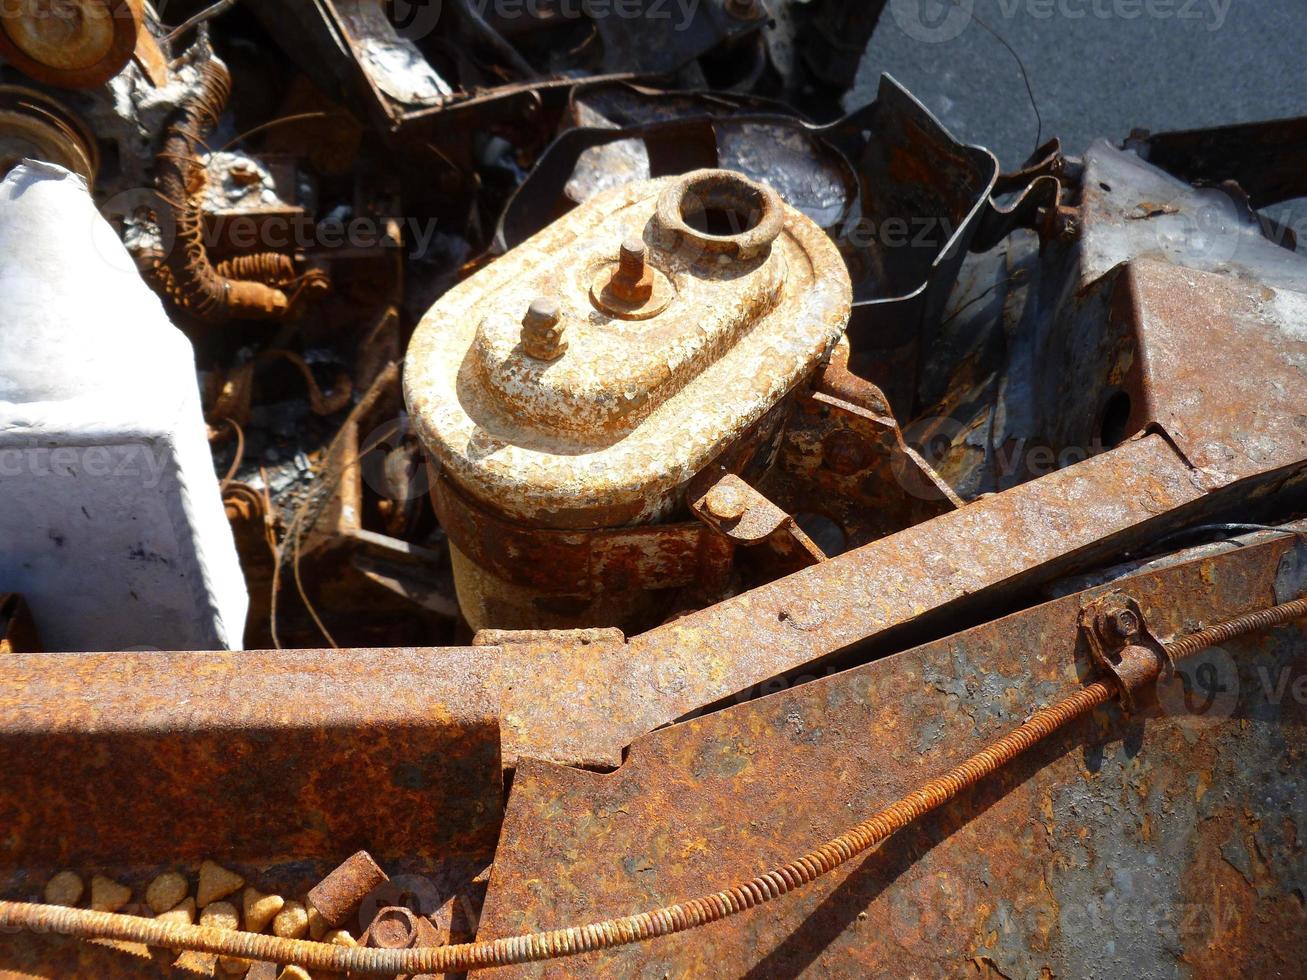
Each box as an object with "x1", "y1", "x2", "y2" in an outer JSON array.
[{"x1": 405, "y1": 169, "x2": 852, "y2": 630}]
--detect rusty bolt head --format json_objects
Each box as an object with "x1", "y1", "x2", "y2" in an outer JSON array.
[
  {"x1": 229, "y1": 164, "x2": 262, "y2": 187},
  {"x1": 823, "y1": 430, "x2": 869, "y2": 476},
  {"x1": 524, "y1": 296, "x2": 560, "y2": 329},
  {"x1": 521, "y1": 295, "x2": 567, "y2": 361},
  {"x1": 365, "y1": 906, "x2": 420, "y2": 949},
  {"x1": 705, "y1": 482, "x2": 749, "y2": 521},
  {"x1": 1106, "y1": 607, "x2": 1141, "y2": 640},
  {"x1": 607, "y1": 237, "x2": 655, "y2": 305}
]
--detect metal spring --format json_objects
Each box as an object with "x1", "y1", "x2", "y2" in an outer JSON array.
[
  {"x1": 214, "y1": 253, "x2": 296, "y2": 287},
  {"x1": 1, "y1": 593, "x2": 1304, "y2": 972},
  {"x1": 154, "y1": 54, "x2": 288, "y2": 322}
]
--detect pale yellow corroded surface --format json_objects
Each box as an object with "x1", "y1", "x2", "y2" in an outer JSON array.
[
  {"x1": 404, "y1": 170, "x2": 852, "y2": 529},
  {"x1": 272, "y1": 900, "x2": 308, "y2": 939},
  {"x1": 197, "y1": 860, "x2": 245, "y2": 908},
  {"x1": 306, "y1": 903, "x2": 327, "y2": 940},
  {"x1": 42, "y1": 871, "x2": 83, "y2": 907},
  {"x1": 89, "y1": 875, "x2": 131, "y2": 913},
  {"x1": 145, "y1": 871, "x2": 189, "y2": 914},
  {"x1": 200, "y1": 900, "x2": 239, "y2": 930},
  {"x1": 242, "y1": 886, "x2": 285, "y2": 934},
  {"x1": 218, "y1": 954, "x2": 252, "y2": 975},
  {"x1": 155, "y1": 896, "x2": 196, "y2": 926}
]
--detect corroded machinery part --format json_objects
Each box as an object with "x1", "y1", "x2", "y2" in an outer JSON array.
[
  {"x1": 152, "y1": 51, "x2": 290, "y2": 322},
  {"x1": 0, "y1": 0, "x2": 143, "y2": 90},
  {"x1": 0, "y1": 85, "x2": 98, "y2": 182},
  {"x1": 405, "y1": 168, "x2": 852, "y2": 629}
]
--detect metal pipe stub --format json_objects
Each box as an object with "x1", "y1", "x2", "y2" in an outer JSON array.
[{"x1": 653, "y1": 168, "x2": 785, "y2": 261}]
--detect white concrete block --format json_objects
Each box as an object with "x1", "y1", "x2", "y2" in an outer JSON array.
[{"x1": 0, "y1": 161, "x2": 248, "y2": 651}]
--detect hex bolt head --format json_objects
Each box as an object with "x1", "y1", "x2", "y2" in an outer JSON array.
[
  {"x1": 1106, "y1": 607, "x2": 1140, "y2": 640},
  {"x1": 525, "y1": 296, "x2": 560, "y2": 328},
  {"x1": 705, "y1": 482, "x2": 749, "y2": 521},
  {"x1": 521, "y1": 295, "x2": 567, "y2": 361},
  {"x1": 607, "y1": 237, "x2": 655, "y2": 304}
]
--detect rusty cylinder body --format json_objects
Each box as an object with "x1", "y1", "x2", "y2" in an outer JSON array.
[{"x1": 404, "y1": 169, "x2": 852, "y2": 630}]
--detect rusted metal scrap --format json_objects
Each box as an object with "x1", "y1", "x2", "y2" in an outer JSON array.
[
  {"x1": 150, "y1": 46, "x2": 292, "y2": 322},
  {"x1": 477, "y1": 529, "x2": 1307, "y2": 976},
  {"x1": 0, "y1": 0, "x2": 147, "y2": 91},
  {"x1": 406, "y1": 166, "x2": 850, "y2": 630},
  {"x1": 3, "y1": 3, "x2": 1307, "y2": 978}
]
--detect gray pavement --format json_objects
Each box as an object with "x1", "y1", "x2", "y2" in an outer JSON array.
[{"x1": 850, "y1": 0, "x2": 1305, "y2": 171}]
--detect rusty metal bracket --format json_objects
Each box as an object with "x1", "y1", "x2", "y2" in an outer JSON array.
[
  {"x1": 691, "y1": 473, "x2": 826, "y2": 576},
  {"x1": 1078, "y1": 590, "x2": 1174, "y2": 713}
]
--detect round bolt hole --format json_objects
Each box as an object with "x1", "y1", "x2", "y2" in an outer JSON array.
[
  {"x1": 683, "y1": 203, "x2": 760, "y2": 238},
  {"x1": 367, "y1": 906, "x2": 419, "y2": 949}
]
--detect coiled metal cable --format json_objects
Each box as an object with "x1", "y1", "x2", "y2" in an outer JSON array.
[
  {"x1": 153, "y1": 51, "x2": 289, "y2": 321},
  {"x1": 1, "y1": 594, "x2": 1304, "y2": 972}
]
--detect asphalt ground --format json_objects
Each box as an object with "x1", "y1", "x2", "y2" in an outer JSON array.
[{"x1": 850, "y1": 0, "x2": 1305, "y2": 171}]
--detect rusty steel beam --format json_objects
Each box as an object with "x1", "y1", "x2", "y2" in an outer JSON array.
[
  {"x1": 0, "y1": 648, "x2": 503, "y2": 870},
  {"x1": 1, "y1": 431, "x2": 1296, "y2": 813},
  {"x1": 485, "y1": 431, "x2": 1291, "y2": 771},
  {"x1": 476, "y1": 529, "x2": 1307, "y2": 976}
]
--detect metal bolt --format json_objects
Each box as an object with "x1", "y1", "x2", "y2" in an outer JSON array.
[
  {"x1": 705, "y1": 482, "x2": 749, "y2": 521},
  {"x1": 619, "y1": 238, "x2": 646, "y2": 277},
  {"x1": 521, "y1": 295, "x2": 567, "y2": 361},
  {"x1": 306, "y1": 850, "x2": 389, "y2": 930},
  {"x1": 824, "y1": 430, "x2": 868, "y2": 476},
  {"x1": 229, "y1": 163, "x2": 262, "y2": 187},
  {"x1": 366, "y1": 906, "x2": 420, "y2": 949},
  {"x1": 1106, "y1": 607, "x2": 1140, "y2": 640},
  {"x1": 606, "y1": 237, "x2": 655, "y2": 305}
]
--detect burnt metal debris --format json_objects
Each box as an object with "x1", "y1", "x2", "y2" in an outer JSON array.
[{"x1": 0, "y1": 2, "x2": 1306, "y2": 978}]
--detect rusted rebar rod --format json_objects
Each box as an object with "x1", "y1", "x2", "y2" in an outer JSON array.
[{"x1": 2, "y1": 594, "x2": 1304, "y2": 973}]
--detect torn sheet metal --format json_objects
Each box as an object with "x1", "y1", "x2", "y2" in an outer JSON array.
[
  {"x1": 477, "y1": 530, "x2": 1307, "y2": 976},
  {"x1": 913, "y1": 140, "x2": 1307, "y2": 503}
]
